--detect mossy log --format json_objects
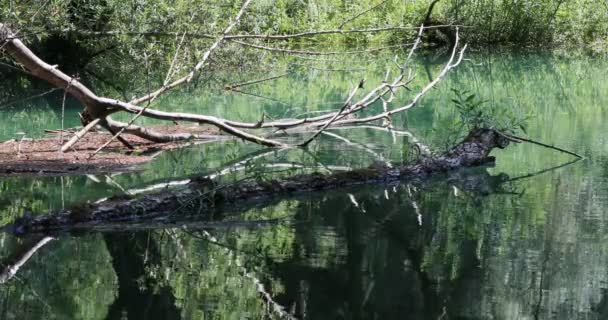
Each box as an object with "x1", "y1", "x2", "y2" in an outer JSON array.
[{"x1": 7, "y1": 128, "x2": 511, "y2": 234}]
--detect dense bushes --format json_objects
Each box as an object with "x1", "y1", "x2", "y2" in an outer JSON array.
[{"x1": 1, "y1": 0, "x2": 605, "y2": 48}]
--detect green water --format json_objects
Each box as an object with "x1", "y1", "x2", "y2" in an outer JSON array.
[{"x1": 1, "y1": 50, "x2": 608, "y2": 319}]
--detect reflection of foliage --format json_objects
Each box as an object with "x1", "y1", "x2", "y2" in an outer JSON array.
[
  {"x1": 237, "y1": 201, "x2": 297, "y2": 262},
  {"x1": 1, "y1": 49, "x2": 608, "y2": 320},
  {"x1": 0, "y1": 234, "x2": 117, "y2": 320},
  {"x1": 134, "y1": 201, "x2": 300, "y2": 319}
]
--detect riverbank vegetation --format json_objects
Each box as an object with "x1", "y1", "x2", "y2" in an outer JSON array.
[{"x1": 2, "y1": 0, "x2": 607, "y2": 50}]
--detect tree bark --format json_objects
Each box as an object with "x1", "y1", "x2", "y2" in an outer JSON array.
[{"x1": 6, "y1": 128, "x2": 510, "y2": 234}]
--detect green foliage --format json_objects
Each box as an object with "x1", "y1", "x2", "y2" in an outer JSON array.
[
  {"x1": 2, "y1": 0, "x2": 606, "y2": 52},
  {"x1": 450, "y1": 88, "x2": 530, "y2": 135}
]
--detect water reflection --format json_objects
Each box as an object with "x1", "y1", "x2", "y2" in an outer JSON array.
[{"x1": 0, "y1": 50, "x2": 608, "y2": 319}]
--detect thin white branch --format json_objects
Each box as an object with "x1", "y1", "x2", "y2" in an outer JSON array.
[{"x1": 129, "y1": 0, "x2": 255, "y2": 106}]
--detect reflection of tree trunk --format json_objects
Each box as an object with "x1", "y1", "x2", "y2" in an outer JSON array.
[
  {"x1": 345, "y1": 210, "x2": 364, "y2": 320},
  {"x1": 422, "y1": 55, "x2": 435, "y2": 82},
  {"x1": 272, "y1": 193, "x2": 438, "y2": 319},
  {"x1": 104, "y1": 232, "x2": 181, "y2": 320},
  {"x1": 11, "y1": 128, "x2": 511, "y2": 234}
]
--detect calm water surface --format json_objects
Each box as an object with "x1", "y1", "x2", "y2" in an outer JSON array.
[{"x1": 0, "y1": 50, "x2": 607, "y2": 319}]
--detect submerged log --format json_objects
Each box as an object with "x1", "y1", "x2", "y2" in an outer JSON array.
[{"x1": 7, "y1": 128, "x2": 511, "y2": 234}]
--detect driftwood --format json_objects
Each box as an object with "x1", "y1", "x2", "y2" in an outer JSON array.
[{"x1": 6, "y1": 128, "x2": 510, "y2": 234}]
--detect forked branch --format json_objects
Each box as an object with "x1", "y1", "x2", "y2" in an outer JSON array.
[{"x1": 1, "y1": 15, "x2": 469, "y2": 152}]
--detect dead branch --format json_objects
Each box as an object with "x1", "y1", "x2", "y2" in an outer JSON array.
[
  {"x1": 129, "y1": 0, "x2": 254, "y2": 106},
  {"x1": 225, "y1": 72, "x2": 290, "y2": 90},
  {"x1": 60, "y1": 118, "x2": 100, "y2": 152},
  {"x1": 1, "y1": 17, "x2": 468, "y2": 152},
  {"x1": 338, "y1": 0, "x2": 390, "y2": 29},
  {"x1": 103, "y1": 26, "x2": 463, "y2": 140},
  {"x1": 498, "y1": 131, "x2": 583, "y2": 159},
  {"x1": 319, "y1": 29, "x2": 467, "y2": 127},
  {"x1": 104, "y1": 118, "x2": 229, "y2": 143},
  {"x1": 0, "y1": 3, "x2": 289, "y2": 148},
  {"x1": 59, "y1": 24, "x2": 464, "y2": 40},
  {"x1": 229, "y1": 40, "x2": 413, "y2": 55}
]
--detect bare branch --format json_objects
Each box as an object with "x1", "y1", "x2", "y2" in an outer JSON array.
[
  {"x1": 299, "y1": 83, "x2": 362, "y2": 146},
  {"x1": 2, "y1": 20, "x2": 469, "y2": 151},
  {"x1": 322, "y1": 29, "x2": 468, "y2": 126},
  {"x1": 225, "y1": 72, "x2": 289, "y2": 90},
  {"x1": 59, "y1": 24, "x2": 465, "y2": 40},
  {"x1": 338, "y1": 0, "x2": 390, "y2": 29},
  {"x1": 230, "y1": 40, "x2": 413, "y2": 55},
  {"x1": 129, "y1": 0, "x2": 255, "y2": 106},
  {"x1": 60, "y1": 118, "x2": 100, "y2": 152}
]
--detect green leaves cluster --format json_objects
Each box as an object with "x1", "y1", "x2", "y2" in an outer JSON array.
[{"x1": 451, "y1": 88, "x2": 530, "y2": 135}]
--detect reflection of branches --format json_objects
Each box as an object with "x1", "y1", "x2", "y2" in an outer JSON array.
[
  {"x1": 533, "y1": 176, "x2": 563, "y2": 320},
  {"x1": 406, "y1": 184, "x2": 423, "y2": 226},
  {"x1": 323, "y1": 125, "x2": 431, "y2": 155},
  {"x1": 197, "y1": 230, "x2": 298, "y2": 320},
  {"x1": 507, "y1": 158, "x2": 582, "y2": 183},
  {"x1": 0, "y1": 236, "x2": 54, "y2": 284},
  {"x1": 27, "y1": 217, "x2": 287, "y2": 234},
  {"x1": 321, "y1": 131, "x2": 390, "y2": 166}
]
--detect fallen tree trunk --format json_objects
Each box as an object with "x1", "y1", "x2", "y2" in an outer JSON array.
[
  {"x1": 7, "y1": 128, "x2": 510, "y2": 234},
  {"x1": 0, "y1": 7, "x2": 468, "y2": 152}
]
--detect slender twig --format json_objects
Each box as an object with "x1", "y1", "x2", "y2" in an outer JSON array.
[
  {"x1": 59, "y1": 24, "x2": 465, "y2": 40},
  {"x1": 338, "y1": 0, "x2": 390, "y2": 29},
  {"x1": 299, "y1": 83, "x2": 362, "y2": 146},
  {"x1": 230, "y1": 40, "x2": 412, "y2": 55},
  {"x1": 57, "y1": 80, "x2": 73, "y2": 150},
  {"x1": 228, "y1": 88, "x2": 290, "y2": 105},
  {"x1": 225, "y1": 72, "x2": 289, "y2": 90},
  {"x1": 499, "y1": 132, "x2": 583, "y2": 159},
  {"x1": 91, "y1": 51, "x2": 155, "y2": 156},
  {"x1": 0, "y1": 60, "x2": 31, "y2": 74},
  {"x1": 129, "y1": 0, "x2": 255, "y2": 106}
]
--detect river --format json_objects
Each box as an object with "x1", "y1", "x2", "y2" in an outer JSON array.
[{"x1": 0, "y1": 49, "x2": 607, "y2": 319}]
